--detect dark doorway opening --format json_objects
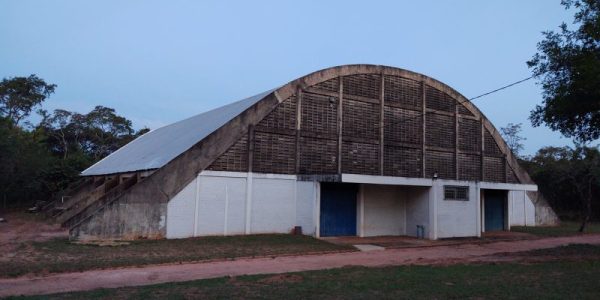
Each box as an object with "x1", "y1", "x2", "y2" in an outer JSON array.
[
  {"x1": 320, "y1": 182, "x2": 358, "y2": 237},
  {"x1": 484, "y1": 189, "x2": 507, "y2": 231}
]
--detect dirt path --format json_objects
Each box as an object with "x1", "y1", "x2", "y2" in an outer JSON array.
[{"x1": 2, "y1": 234, "x2": 600, "y2": 297}]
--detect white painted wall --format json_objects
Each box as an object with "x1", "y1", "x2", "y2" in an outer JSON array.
[
  {"x1": 434, "y1": 180, "x2": 479, "y2": 239},
  {"x1": 405, "y1": 186, "x2": 430, "y2": 238},
  {"x1": 361, "y1": 184, "x2": 405, "y2": 236},
  {"x1": 166, "y1": 171, "x2": 317, "y2": 238},
  {"x1": 196, "y1": 176, "x2": 247, "y2": 236},
  {"x1": 167, "y1": 170, "x2": 541, "y2": 240},
  {"x1": 296, "y1": 181, "x2": 317, "y2": 235},
  {"x1": 166, "y1": 178, "x2": 196, "y2": 238},
  {"x1": 509, "y1": 190, "x2": 535, "y2": 226},
  {"x1": 251, "y1": 178, "x2": 296, "y2": 233}
]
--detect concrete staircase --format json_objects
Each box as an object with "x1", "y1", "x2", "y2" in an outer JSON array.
[{"x1": 53, "y1": 174, "x2": 142, "y2": 230}]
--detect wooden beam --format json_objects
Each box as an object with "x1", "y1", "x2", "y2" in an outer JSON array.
[
  {"x1": 295, "y1": 88, "x2": 302, "y2": 174},
  {"x1": 379, "y1": 74, "x2": 385, "y2": 176},
  {"x1": 480, "y1": 119, "x2": 485, "y2": 181},
  {"x1": 337, "y1": 76, "x2": 344, "y2": 175},
  {"x1": 421, "y1": 81, "x2": 426, "y2": 178},
  {"x1": 455, "y1": 98, "x2": 459, "y2": 180},
  {"x1": 248, "y1": 125, "x2": 255, "y2": 173}
]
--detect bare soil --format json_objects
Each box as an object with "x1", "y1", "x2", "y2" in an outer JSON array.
[{"x1": 1, "y1": 234, "x2": 599, "y2": 297}]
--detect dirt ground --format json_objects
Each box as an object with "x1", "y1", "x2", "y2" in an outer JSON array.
[
  {"x1": 0, "y1": 213, "x2": 67, "y2": 257},
  {"x1": 322, "y1": 230, "x2": 536, "y2": 249},
  {"x1": 2, "y1": 234, "x2": 600, "y2": 297}
]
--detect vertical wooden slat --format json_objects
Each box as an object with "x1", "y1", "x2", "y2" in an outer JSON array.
[
  {"x1": 379, "y1": 74, "x2": 385, "y2": 175},
  {"x1": 337, "y1": 76, "x2": 344, "y2": 175},
  {"x1": 480, "y1": 120, "x2": 484, "y2": 181},
  {"x1": 421, "y1": 81, "x2": 426, "y2": 178},
  {"x1": 455, "y1": 99, "x2": 459, "y2": 180},
  {"x1": 295, "y1": 88, "x2": 302, "y2": 174},
  {"x1": 503, "y1": 155, "x2": 508, "y2": 183},
  {"x1": 248, "y1": 125, "x2": 255, "y2": 173}
]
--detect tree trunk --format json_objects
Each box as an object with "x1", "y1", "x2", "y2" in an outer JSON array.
[{"x1": 578, "y1": 178, "x2": 593, "y2": 233}]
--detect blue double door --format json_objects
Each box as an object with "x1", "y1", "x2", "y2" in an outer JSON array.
[
  {"x1": 484, "y1": 190, "x2": 507, "y2": 231},
  {"x1": 320, "y1": 183, "x2": 358, "y2": 237}
]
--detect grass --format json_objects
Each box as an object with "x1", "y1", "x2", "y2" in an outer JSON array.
[
  {"x1": 0, "y1": 234, "x2": 353, "y2": 278},
  {"x1": 512, "y1": 221, "x2": 600, "y2": 237},
  {"x1": 511, "y1": 243, "x2": 600, "y2": 258},
  {"x1": 9, "y1": 259, "x2": 600, "y2": 299}
]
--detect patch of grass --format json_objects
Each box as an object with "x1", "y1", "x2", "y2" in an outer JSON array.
[
  {"x1": 10, "y1": 260, "x2": 600, "y2": 300},
  {"x1": 0, "y1": 234, "x2": 352, "y2": 278},
  {"x1": 512, "y1": 221, "x2": 600, "y2": 237},
  {"x1": 513, "y1": 243, "x2": 600, "y2": 258}
]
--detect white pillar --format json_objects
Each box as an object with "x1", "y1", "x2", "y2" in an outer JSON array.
[
  {"x1": 429, "y1": 182, "x2": 438, "y2": 240},
  {"x1": 358, "y1": 184, "x2": 365, "y2": 237},
  {"x1": 245, "y1": 172, "x2": 253, "y2": 234},
  {"x1": 193, "y1": 175, "x2": 200, "y2": 237},
  {"x1": 223, "y1": 184, "x2": 229, "y2": 236},
  {"x1": 476, "y1": 182, "x2": 481, "y2": 237},
  {"x1": 315, "y1": 182, "x2": 321, "y2": 238}
]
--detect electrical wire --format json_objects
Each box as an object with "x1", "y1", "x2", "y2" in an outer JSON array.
[{"x1": 372, "y1": 75, "x2": 535, "y2": 130}]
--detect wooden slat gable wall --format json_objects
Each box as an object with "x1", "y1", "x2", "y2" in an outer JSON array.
[{"x1": 207, "y1": 72, "x2": 519, "y2": 184}]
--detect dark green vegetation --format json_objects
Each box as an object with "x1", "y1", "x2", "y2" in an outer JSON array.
[
  {"x1": 522, "y1": 0, "x2": 600, "y2": 231},
  {"x1": 520, "y1": 146, "x2": 600, "y2": 230},
  {"x1": 513, "y1": 221, "x2": 600, "y2": 237},
  {"x1": 11, "y1": 245, "x2": 600, "y2": 300},
  {"x1": 0, "y1": 234, "x2": 352, "y2": 278},
  {"x1": 0, "y1": 75, "x2": 148, "y2": 208},
  {"x1": 518, "y1": 243, "x2": 600, "y2": 258},
  {"x1": 528, "y1": 0, "x2": 600, "y2": 143}
]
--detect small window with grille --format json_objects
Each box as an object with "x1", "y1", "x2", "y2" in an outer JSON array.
[{"x1": 444, "y1": 186, "x2": 469, "y2": 201}]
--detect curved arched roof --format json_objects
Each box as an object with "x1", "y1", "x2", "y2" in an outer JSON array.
[{"x1": 81, "y1": 64, "x2": 532, "y2": 184}]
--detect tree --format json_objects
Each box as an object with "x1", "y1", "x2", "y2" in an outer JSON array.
[
  {"x1": 82, "y1": 106, "x2": 136, "y2": 160},
  {"x1": 522, "y1": 145, "x2": 600, "y2": 231},
  {"x1": 500, "y1": 123, "x2": 527, "y2": 157},
  {"x1": 527, "y1": 0, "x2": 600, "y2": 143},
  {"x1": 38, "y1": 109, "x2": 86, "y2": 159},
  {"x1": 0, "y1": 75, "x2": 56, "y2": 126}
]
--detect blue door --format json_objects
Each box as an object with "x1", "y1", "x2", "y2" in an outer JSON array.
[
  {"x1": 484, "y1": 190, "x2": 506, "y2": 231},
  {"x1": 320, "y1": 183, "x2": 357, "y2": 237}
]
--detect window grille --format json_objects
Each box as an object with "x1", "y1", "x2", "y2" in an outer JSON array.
[{"x1": 444, "y1": 186, "x2": 469, "y2": 201}]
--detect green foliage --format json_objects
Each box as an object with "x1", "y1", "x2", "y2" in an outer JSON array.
[
  {"x1": 500, "y1": 122, "x2": 526, "y2": 157},
  {"x1": 0, "y1": 75, "x2": 148, "y2": 208},
  {"x1": 0, "y1": 75, "x2": 56, "y2": 126},
  {"x1": 521, "y1": 145, "x2": 600, "y2": 224},
  {"x1": 528, "y1": 0, "x2": 600, "y2": 143}
]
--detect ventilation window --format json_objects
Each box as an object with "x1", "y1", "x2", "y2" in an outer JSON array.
[{"x1": 444, "y1": 186, "x2": 469, "y2": 201}]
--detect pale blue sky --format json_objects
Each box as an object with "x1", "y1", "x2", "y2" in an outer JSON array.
[{"x1": 1, "y1": 1, "x2": 575, "y2": 155}]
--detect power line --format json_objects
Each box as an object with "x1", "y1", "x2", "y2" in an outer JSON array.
[
  {"x1": 468, "y1": 76, "x2": 534, "y2": 101},
  {"x1": 373, "y1": 75, "x2": 535, "y2": 130}
]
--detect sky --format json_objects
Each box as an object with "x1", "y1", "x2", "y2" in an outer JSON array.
[{"x1": 0, "y1": 0, "x2": 577, "y2": 155}]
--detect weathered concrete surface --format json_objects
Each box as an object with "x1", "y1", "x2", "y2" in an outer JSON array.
[
  {"x1": 1, "y1": 234, "x2": 599, "y2": 297},
  {"x1": 67, "y1": 64, "x2": 558, "y2": 240},
  {"x1": 69, "y1": 93, "x2": 281, "y2": 240},
  {"x1": 528, "y1": 191, "x2": 560, "y2": 226}
]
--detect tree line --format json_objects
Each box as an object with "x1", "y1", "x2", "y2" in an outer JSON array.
[
  {"x1": 0, "y1": 75, "x2": 148, "y2": 208},
  {"x1": 0, "y1": 0, "x2": 598, "y2": 231}
]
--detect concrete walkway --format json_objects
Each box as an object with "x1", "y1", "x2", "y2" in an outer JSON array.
[{"x1": 2, "y1": 234, "x2": 600, "y2": 297}]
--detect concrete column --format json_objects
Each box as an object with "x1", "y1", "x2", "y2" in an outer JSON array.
[
  {"x1": 315, "y1": 181, "x2": 321, "y2": 238},
  {"x1": 476, "y1": 182, "x2": 481, "y2": 237},
  {"x1": 358, "y1": 184, "x2": 365, "y2": 237},
  {"x1": 429, "y1": 182, "x2": 438, "y2": 240},
  {"x1": 193, "y1": 174, "x2": 200, "y2": 237},
  {"x1": 244, "y1": 172, "x2": 253, "y2": 234}
]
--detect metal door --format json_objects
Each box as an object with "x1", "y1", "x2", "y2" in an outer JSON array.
[
  {"x1": 320, "y1": 183, "x2": 357, "y2": 237},
  {"x1": 484, "y1": 190, "x2": 506, "y2": 231}
]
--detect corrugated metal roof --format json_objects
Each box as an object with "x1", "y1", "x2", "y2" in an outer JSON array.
[{"x1": 81, "y1": 89, "x2": 274, "y2": 176}]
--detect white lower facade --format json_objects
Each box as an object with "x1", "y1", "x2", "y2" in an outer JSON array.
[{"x1": 166, "y1": 171, "x2": 538, "y2": 240}]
